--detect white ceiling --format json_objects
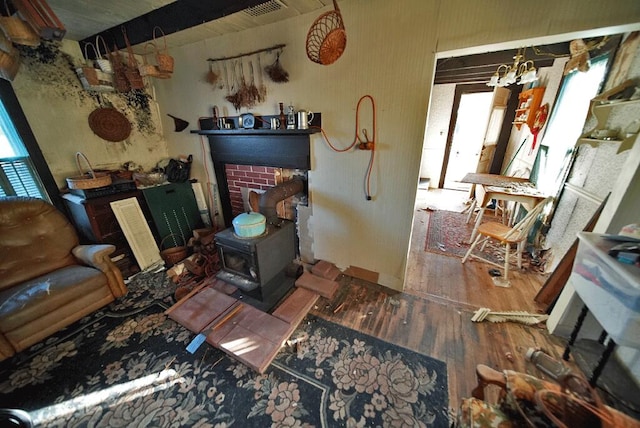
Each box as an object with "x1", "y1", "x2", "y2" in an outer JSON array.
[{"x1": 47, "y1": 0, "x2": 334, "y2": 49}]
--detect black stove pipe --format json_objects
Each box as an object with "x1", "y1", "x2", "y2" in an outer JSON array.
[{"x1": 259, "y1": 177, "x2": 304, "y2": 224}]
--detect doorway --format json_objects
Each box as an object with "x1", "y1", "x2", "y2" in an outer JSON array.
[{"x1": 439, "y1": 84, "x2": 493, "y2": 191}]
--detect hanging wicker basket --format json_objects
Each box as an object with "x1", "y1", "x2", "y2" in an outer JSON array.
[
  {"x1": 305, "y1": 0, "x2": 346, "y2": 65},
  {"x1": 66, "y1": 152, "x2": 112, "y2": 190},
  {"x1": 0, "y1": 0, "x2": 39, "y2": 47},
  {"x1": 153, "y1": 26, "x2": 174, "y2": 73},
  {"x1": 160, "y1": 233, "x2": 188, "y2": 267},
  {"x1": 122, "y1": 26, "x2": 144, "y2": 89},
  {"x1": 94, "y1": 35, "x2": 113, "y2": 73}
]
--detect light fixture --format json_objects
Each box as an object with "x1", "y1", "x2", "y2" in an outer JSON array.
[{"x1": 487, "y1": 47, "x2": 538, "y2": 87}]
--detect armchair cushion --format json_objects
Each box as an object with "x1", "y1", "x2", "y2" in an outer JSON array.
[{"x1": 0, "y1": 265, "x2": 109, "y2": 331}]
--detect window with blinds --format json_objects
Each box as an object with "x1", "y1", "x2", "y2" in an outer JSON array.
[{"x1": 0, "y1": 156, "x2": 47, "y2": 198}]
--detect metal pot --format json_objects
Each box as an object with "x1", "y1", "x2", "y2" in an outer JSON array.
[{"x1": 232, "y1": 211, "x2": 266, "y2": 237}]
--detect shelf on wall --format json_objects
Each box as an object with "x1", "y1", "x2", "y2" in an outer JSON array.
[{"x1": 577, "y1": 133, "x2": 638, "y2": 153}]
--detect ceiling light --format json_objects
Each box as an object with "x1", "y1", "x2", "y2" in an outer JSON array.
[{"x1": 487, "y1": 48, "x2": 539, "y2": 87}]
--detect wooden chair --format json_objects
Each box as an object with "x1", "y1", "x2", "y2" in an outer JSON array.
[
  {"x1": 457, "y1": 364, "x2": 640, "y2": 428},
  {"x1": 462, "y1": 196, "x2": 552, "y2": 284}
]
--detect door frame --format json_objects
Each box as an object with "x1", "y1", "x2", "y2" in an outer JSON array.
[{"x1": 438, "y1": 83, "x2": 493, "y2": 188}]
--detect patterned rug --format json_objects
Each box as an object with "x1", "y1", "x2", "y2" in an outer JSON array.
[
  {"x1": 424, "y1": 209, "x2": 502, "y2": 261},
  {"x1": 0, "y1": 271, "x2": 449, "y2": 427}
]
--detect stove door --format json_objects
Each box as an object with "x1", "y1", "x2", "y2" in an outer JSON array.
[{"x1": 219, "y1": 246, "x2": 259, "y2": 283}]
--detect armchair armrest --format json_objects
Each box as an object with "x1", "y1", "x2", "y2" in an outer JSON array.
[
  {"x1": 72, "y1": 244, "x2": 116, "y2": 271},
  {"x1": 72, "y1": 245, "x2": 127, "y2": 298},
  {"x1": 472, "y1": 364, "x2": 506, "y2": 400}
]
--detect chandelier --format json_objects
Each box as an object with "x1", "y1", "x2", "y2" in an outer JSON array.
[{"x1": 487, "y1": 47, "x2": 538, "y2": 87}]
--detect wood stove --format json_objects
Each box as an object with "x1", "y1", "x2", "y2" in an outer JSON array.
[
  {"x1": 215, "y1": 219, "x2": 296, "y2": 311},
  {"x1": 194, "y1": 120, "x2": 320, "y2": 311}
]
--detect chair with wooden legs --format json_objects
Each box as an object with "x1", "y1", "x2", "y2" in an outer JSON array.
[{"x1": 461, "y1": 196, "x2": 552, "y2": 285}]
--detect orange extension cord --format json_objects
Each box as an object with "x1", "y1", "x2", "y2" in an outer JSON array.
[{"x1": 313, "y1": 94, "x2": 377, "y2": 200}]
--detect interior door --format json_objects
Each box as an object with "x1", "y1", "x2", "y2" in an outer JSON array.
[
  {"x1": 440, "y1": 85, "x2": 494, "y2": 190},
  {"x1": 476, "y1": 87, "x2": 510, "y2": 174}
]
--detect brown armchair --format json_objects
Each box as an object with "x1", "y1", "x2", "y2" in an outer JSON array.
[{"x1": 0, "y1": 196, "x2": 127, "y2": 361}]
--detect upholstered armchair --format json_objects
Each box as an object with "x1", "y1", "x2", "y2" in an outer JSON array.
[{"x1": 0, "y1": 196, "x2": 127, "y2": 361}]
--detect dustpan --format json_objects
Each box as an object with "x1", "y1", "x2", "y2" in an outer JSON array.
[{"x1": 167, "y1": 114, "x2": 189, "y2": 132}]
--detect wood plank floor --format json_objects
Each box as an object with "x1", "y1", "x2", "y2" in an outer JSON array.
[{"x1": 309, "y1": 189, "x2": 571, "y2": 413}]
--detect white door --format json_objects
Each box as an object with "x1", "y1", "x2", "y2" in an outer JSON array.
[
  {"x1": 443, "y1": 91, "x2": 494, "y2": 190},
  {"x1": 476, "y1": 87, "x2": 510, "y2": 174}
]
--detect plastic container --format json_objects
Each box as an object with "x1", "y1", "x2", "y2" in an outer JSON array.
[
  {"x1": 526, "y1": 348, "x2": 573, "y2": 381},
  {"x1": 571, "y1": 232, "x2": 640, "y2": 347}
]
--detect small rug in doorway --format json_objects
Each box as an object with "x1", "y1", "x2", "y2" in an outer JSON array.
[
  {"x1": 0, "y1": 272, "x2": 450, "y2": 427},
  {"x1": 424, "y1": 209, "x2": 501, "y2": 261}
]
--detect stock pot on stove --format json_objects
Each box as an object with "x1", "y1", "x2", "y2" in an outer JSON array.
[{"x1": 232, "y1": 211, "x2": 266, "y2": 237}]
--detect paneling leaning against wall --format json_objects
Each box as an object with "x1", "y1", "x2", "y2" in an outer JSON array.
[{"x1": 11, "y1": 39, "x2": 169, "y2": 189}]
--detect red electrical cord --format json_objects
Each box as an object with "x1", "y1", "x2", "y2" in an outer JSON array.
[{"x1": 313, "y1": 94, "x2": 377, "y2": 200}]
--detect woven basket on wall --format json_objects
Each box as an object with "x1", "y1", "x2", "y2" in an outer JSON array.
[{"x1": 305, "y1": 0, "x2": 346, "y2": 65}]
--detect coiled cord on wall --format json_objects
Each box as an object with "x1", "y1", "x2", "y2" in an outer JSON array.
[{"x1": 314, "y1": 94, "x2": 377, "y2": 200}]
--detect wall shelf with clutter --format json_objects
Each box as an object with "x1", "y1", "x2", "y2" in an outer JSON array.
[
  {"x1": 513, "y1": 87, "x2": 545, "y2": 131},
  {"x1": 194, "y1": 113, "x2": 321, "y2": 134},
  {"x1": 577, "y1": 79, "x2": 640, "y2": 153}
]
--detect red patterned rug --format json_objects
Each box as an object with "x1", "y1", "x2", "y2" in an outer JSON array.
[{"x1": 424, "y1": 209, "x2": 501, "y2": 260}]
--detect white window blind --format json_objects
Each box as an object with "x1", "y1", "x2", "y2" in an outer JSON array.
[{"x1": 0, "y1": 156, "x2": 45, "y2": 198}]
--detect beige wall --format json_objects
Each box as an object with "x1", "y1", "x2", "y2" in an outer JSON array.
[{"x1": 11, "y1": 0, "x2": 640, "y2": 290}]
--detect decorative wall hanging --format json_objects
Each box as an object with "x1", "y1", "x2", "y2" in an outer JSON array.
[
  {"x1": 88, "y1": 106, "x2": 132, "y2": 142},
  {"x1": 305, "y1": 0, "x2": 346, "y2": 65},
  {"x1": 264, "y1": 48, "x2": 288, "y2": 83}
]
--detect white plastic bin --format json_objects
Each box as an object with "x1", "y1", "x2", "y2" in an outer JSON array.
[{"x1": 571, "y1": 232, "x2": 640, "y2": 348}]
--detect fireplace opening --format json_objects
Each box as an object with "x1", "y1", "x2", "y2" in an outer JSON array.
[{"x1": 224, "y1": 164, "x2": 307, "y2": 221}]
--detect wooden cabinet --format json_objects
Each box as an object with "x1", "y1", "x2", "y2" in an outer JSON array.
[
  {"x1": 513, "y1": 87, "x2": 545, "y2": 131},
  {"x1": 62, "y1": 191, "x2": 156, "y2": 277},
  {"x1": 577, "y1": 79, "x2": 640, "y2": 154}
]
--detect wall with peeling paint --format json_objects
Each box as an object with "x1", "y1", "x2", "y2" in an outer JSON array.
[{"x1": 11, "y1": 40, "x2": 169, "y2": 189}]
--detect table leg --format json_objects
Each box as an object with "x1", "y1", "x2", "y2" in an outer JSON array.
[
  {"x1": 563, "y1": 304, "x2": 589, "y2": 361},
  {"x1": 590, "y1": 339, "x2": 616, "y2": 387},
  {"x1": 465, "y1": 199, "x2": 477, "y2": 224},
  {"x1": 468, "y1": 207, "x2": 486, "y2": 243}
]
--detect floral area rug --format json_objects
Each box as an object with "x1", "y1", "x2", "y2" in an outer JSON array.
[
  {"x1": 0, "y1": 271, "x2": 449, "y2": 427},
  {"x1": 424, "y1": 209, "x2": 502, "y2": 262}
]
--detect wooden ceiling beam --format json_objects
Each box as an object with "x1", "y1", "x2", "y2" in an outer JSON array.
[{"x1": 80, "y1": 0, "x2": 266, "y2": 57}]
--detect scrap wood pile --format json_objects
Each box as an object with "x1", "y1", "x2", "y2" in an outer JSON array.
[{"x1": 166, "y1": 228, "x2": 223, "y2": 300}]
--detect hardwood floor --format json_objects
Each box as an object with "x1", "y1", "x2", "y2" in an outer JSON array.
[{"x1": 309, "y1": 188, "x2": 571, "y2": 412}]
